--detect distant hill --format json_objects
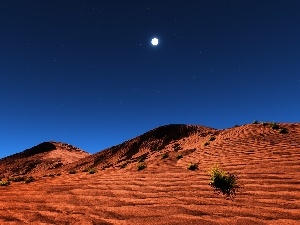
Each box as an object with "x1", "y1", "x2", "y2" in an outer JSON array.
[{"x1": 0, "y1": 141, "x2": 90, "y2": 177}]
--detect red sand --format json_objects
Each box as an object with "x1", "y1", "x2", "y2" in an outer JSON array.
[{"x1": 0, "y1": 123, "x2": 300, "y2": 224}]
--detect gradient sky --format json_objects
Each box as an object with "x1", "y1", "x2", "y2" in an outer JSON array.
[{"x1": 1, "y1": 0, "x2": 299, "y2": 158}]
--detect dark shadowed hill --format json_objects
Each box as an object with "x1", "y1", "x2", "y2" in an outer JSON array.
[{"x1": 63, "y1": 124, "x2": 217, "y2": 172}]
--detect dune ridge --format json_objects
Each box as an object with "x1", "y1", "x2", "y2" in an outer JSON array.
[{"x1": 0, "y1": 123, "x2": 300, "y2": 224}]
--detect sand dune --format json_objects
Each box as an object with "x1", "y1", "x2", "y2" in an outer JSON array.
[
  {"x1": 0, "y1": 123, "x2": 300, "y2": 224},
  {"x1": 0, "y1": 141, "x2": 90, "y2": 177}
]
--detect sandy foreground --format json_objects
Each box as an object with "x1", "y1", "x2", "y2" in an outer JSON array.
[{"x1": 0, "y1": 123, "x2": 300, "y2": 224}]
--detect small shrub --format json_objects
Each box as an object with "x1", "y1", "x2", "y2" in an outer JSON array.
[
  {"x1": 261, "y1": 122, "x2": 269, "y2": 126},
  {"x1": 270, "y1": 122, "x2": 280, "y2": 130},
  {"x1": 88, "y1": 168, "x2": 97, "y2": 174},
  {"x1": 56, "y1": 173, "x2": 62, "y2": 176},
  {"x1": 9, "y1": 176, "x2": 25, "y2": 182},
  {"x1": 278, "y1": 128, "x2": 289, "y2": 134},
  {"x1": 120, "y1": 162, "x2": 128, "y2": 168},
  {"x1": 24, "y1": 176, "x2": 35, "y2": 184},
  {"x1": 209, "y1": 165, "x2": 239, "y2": 199},
  {"x1": 252, "y1": 120, "x2": 259, "y2": 124},
  {"x1": 176, "y1": 154, "x2": 183, "y2": 160},
  {"x1": 137, "y1": 163, "x2": 146, "y2": 171},
  {"x1": 161, "y1": 153, "x2": 169, "y2": 159},
  {"x1": 187, "y1": 163, "x2": 198, "y2": 171},
  {"x1": 48, "y1": 174, "x2": 55, "y2": 177},
  {"x1": 203, "y1": 142, "x2": 209, "y2": 146},
  {"x1": 69, "y1": 170, "x2": 77, "y2": 174},
  {"x1": 0, "y1": 180, "x2": 10, "y2": 186},
  {"x1": 209, "y1": 136, "x2": 216, "y2": 141},
  {"x1": 234, "y1": 125, "x2": 239, "y2": 127},
  {"x1": 82, "y1": 168, "x2": 89, "y2": 172},
  {"x1": 137, "y1": 155, "x2": 146, "y2": 163}
]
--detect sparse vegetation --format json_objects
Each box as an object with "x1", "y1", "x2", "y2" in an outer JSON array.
[
  {"x1": 9, "y1": 176, "x2": 35, "y2": 183},
  {"x1": 187, "y1": 163, "x2": 198, "y2": 171},
  {"x1": 203, "y1": 142, "x2": 209, "y2": 146},
  {"x1": 279, "y1": 128, "x2": 289, "y2": 134},
  {"x1": 151, "y1": 143, "x2": 165, "y2": 151},
  {"x1": 82, "y1": 168, "x2": 97, "y2": 174},
  {"x1": 161, "y1": 153, "x2": 169, "y2": 159},
  {"x1": 261, "y1": 122, "x2": 269, "y2": 126},
  {"x1": 137, "y1": 163, "x2": 146, "y2": 171},
  {"x1": 137, "y1": 155, "x2": 147, "y2": 163},
  {"x1": 24, "y1": 176, "x2": 35, "y2": 184},
  {"x1": 268, "y1": 122, "x2": 289, "y2": 134},
  {"x1": 172, "y1": 143, "x2": 181, "y2": 151},
  {"x1": 252, "y1": 120, "x2": 259, "y2": 124},
  {"x1": 69, "y1": 170, "x2": 77, "y2": 174},
  {"x1": 0, "y1": 180, "x2": 10, "y2": 186},
  {"x1": 176, "y1": 154, "x2": 183, "y2": 160},
  {"x1": 120, "y1": 162, "x2": 128, "y2": 169},
  {"x1": 270, "y1": 122, "x2": 280, "y2": 130},
  {"x1": 88, "y1": 168, "x2": 97, "y2": 174},
  {"x1": 209, "y1": 165, "x2": 239, "y2": 199},
  {"x1": 9, "y1": 176, "x2": 25, "y2": 182},
  {"x1": 209, "y1": 136, "x2": 216, "y2": 141}
]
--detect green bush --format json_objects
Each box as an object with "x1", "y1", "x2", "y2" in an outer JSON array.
[
  {"x1": 209, "y1": 165, "x2": 239, "y2": 199},
  {"x1": 187, "y1": 163, "x2": 198, "y2": 171},
  {"x1": 137, "y1": 163, "x2": 146, "y2": 171},
  {"x1": 161, "y1": 153, "x2": 169, "y2": 159}
]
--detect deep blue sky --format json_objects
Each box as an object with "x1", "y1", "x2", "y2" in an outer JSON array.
[{"x1": 1, "y1": 1, "x2": 299, "y2": 158}]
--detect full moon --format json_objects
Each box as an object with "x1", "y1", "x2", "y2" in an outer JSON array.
[{"x1": 151, "y1": 38, "x2": 159, "y2": 46}]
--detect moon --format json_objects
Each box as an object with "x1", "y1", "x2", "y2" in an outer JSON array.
[{"x1": 151, "y1": 38, "x2": 159, "y2": 46}]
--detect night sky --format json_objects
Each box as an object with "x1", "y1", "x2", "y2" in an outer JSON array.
[{"x1": 1, "y1": 1, "x2": 299, "y2": 158}]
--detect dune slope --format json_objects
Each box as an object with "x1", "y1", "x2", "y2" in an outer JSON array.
[{"x1": 0, "y1": 123, "x2": 299, "y2": 224}]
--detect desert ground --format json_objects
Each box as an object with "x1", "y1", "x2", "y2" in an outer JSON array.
[{"x1": 0, "y1": 123, "x2": 300, "y2": 224}]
